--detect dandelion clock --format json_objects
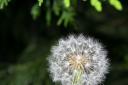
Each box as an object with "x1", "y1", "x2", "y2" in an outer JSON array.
[{"x1": 47, "y1": 34, "x2": 109, "y2": 85}]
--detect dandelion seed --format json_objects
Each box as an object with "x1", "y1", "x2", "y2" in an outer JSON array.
[{"x1": 48, "y1": 34, "x2": 109, "y2": 85}]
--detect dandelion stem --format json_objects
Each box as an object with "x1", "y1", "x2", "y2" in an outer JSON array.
[{"x1": 72, "y1": 70, "x2": 83, "y2": 85}]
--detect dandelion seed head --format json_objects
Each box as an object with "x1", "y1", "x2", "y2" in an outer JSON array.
[{"x1": 48, "y1": 34, "x2": 109, "y2": 85}]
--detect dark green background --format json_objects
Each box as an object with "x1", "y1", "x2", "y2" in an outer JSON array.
[{"x1": 0, "y1": 0, "x2": 128, "y2": 85}]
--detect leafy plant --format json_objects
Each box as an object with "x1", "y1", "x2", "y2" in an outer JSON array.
[
  {"x1": 31, "y1": 4, "x2": 41, "y2": 20},
  {"x1": 38, "y1": 0, "x2": 43, "y2": 7},
  {"x1": 0, "y1": 0, "x2": 123, "y2": 26},
  {"x1": 90, "y1": 0, "x2": 102, "y2": 12},
  {"x1": 109, "y1": 0, "x2": 123, "y2": 11},
  {"x1": 0, "y1": 0, "x2": 11, "y2": 9}
]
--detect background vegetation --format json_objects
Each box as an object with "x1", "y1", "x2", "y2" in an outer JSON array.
[{"x1": 0, "y1": 0, "x2": 127, "y2": 85}]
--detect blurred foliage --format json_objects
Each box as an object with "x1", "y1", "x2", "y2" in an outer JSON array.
[
  {"x1": 109, "y1": 0, "x2": 123, "y2": 11},
  {"x1": 31, "y1": 4, "x2": 41, "y2": 20},
  {"x1": 0, "y1": 0, "x2": 11, "y2": 9},
  {"x1": 0, "y1": 0, "x2": 128, "y2": 85},
  {"x1": 57, "y1": 9, "x2": 75, "y2": 27},
  {"x1": 90, "y1": 0, "x2": 102, "y2": 12},
  {"x1": 0, "y1": 0, "x2": 123, "y2": 26},
  {"x1": 38, "y1": 0, "x2": 43, "y2": 7},
  {"x1": 64, "y1": 0, "x2": 70, "y2": 8}
]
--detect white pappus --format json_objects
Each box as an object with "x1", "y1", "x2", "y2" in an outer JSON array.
[{"x1": 47, "y1": 34, "x2": 109, "y2": 85}]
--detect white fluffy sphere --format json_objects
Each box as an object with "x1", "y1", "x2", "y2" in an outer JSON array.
[{"x1": 48, "y1": 34, "x2": 109, "y2": 85}]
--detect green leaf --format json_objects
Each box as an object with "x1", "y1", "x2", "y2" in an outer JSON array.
[
  {"x1": 57, "y1": 9, "x2": 75, "y2": 27},
  {"x1": 109, "y1": 0, "x2": 123, "y2": 11},
  {"x1": 90, "y1": 0, "x2": 102, "y2": 12},
  {"x1": 64, "y1": 0, "x2": 70, "y2": 8},
  {"x1": 95, "y1": 1, "x2": 102, "y2": 12},
  {"x1": 31, "y1": 4, "x2": 41, "y2": 20},
  {"x1": 53, "y1": 1, "x2": 61, "y2": 16},
  {"x1": 90, "y1": 0, "x2": 97, "y2": 6},
  {"x1": 0, "y1": 0, "x2": 11, "y2": 9},
  {"x1": 38, "y1": 0, "x2": 43, "y2": 7}
]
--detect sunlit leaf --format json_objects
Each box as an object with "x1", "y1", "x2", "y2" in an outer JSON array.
[
  {"x1": 109, "y1": 0, "x2": 123, "y2": 11},
  {"x1": 0, "y1": 0, "x2": 11, "y2": 9},
  {"x1": 64, "y1": 0, "x2": 70, "y2": 8},
  {"x1": 38, "y1": 0, "x2": 43, "y2": 6},
  {"x1": 90, "y1": 0, "x2": 102, "y2": 12}
]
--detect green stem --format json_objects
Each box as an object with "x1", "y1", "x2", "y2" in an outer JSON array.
[{"x1": 72, "y1": 70, "x2": 83, "y2": 85}]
